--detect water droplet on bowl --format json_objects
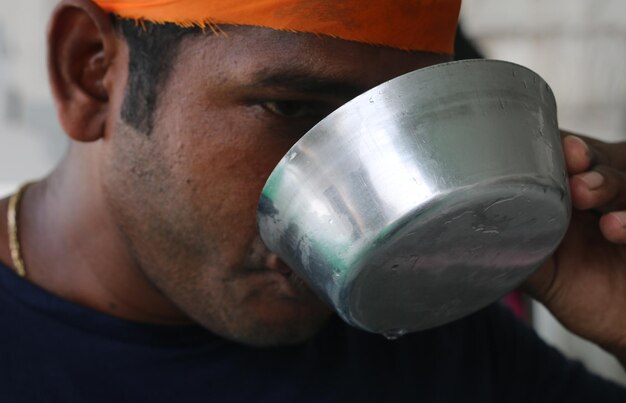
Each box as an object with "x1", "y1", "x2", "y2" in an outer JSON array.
[{"x1": 383, "y1": 329, "x2": 407, "y2": 340}]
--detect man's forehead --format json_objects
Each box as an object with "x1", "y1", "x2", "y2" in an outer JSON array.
[{"x1": 175, "y1": 26, "x2": 449, "y2": 92}]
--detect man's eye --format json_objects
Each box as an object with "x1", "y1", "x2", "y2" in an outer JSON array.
[{"x1": 261, "y1": 100, "x2": 329, "y2": 119}]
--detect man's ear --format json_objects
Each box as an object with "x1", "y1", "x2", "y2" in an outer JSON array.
[{"x1": 48, "y1": 0, "x2": 119, "y2": 142}]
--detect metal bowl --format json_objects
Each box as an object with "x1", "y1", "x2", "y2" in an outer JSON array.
[{"x1": 257, "y1": 59, "x2": 570, "y2": 336}]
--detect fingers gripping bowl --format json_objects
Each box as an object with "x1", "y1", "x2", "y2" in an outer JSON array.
[{"x1": 257, "y1": 60, "x2": 570, "y2": 336}]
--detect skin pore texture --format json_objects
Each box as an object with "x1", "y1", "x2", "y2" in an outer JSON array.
[{"x1": 0, "y1": 0, "x2": 447, "y2": 346}]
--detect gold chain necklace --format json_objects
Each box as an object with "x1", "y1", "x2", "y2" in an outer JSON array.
[{"x1": 7, "y1": 183, "x2": 31, "y2": 278}]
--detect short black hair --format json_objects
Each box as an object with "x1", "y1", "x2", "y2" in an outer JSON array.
[{"x1": 112, "y1": 17, "x2": 202, "y2": 133}]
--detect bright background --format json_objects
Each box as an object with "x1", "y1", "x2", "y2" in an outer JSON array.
[
  {"x1": 462, "y1": 0, "x2": 626, "y2": 384},
  {"x1": 1, "y1": 0, "x2": 625, "y2": 385}
]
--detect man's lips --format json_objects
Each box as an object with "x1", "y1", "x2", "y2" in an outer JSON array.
[
  {"x1": 264, "y1": 254, "x2": 293, "y2": 276},
  {"x1": 246, "y1": 238, "x2": 292, "y2": 277},
  {"x1": 238, "y1": 252, "x2": 320, "y2": 302},
  {"x1": 241, "y1": 238, "x2": 308, "y2": 296}
]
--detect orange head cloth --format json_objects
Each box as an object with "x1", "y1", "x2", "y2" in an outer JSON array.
[{"x1": 92, "y1": 0, "x2": 461, "y2": 55}]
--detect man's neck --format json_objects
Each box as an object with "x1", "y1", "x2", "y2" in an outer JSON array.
[{"x1": 0, "y1": 145, "x2": 191, "y2": 325}]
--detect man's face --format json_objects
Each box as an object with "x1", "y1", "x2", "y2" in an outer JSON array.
[{"x1": 102, "y1": 26, "x2": 447, "y2": 345}]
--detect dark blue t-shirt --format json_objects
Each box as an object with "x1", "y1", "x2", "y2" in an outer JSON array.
[{"x1": 0, "y1": 261, "x2": 624, "y2": 402}]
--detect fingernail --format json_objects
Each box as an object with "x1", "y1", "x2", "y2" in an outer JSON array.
[
  {"x1": 565, "y1": 135, "x2": 590, "y2": 156},
  {"x1": 579, "y1": 171, "x2": 604, "y2": 190},
  {"x1": 612, "y1": 213, "x2": 626, "y2": 227}
]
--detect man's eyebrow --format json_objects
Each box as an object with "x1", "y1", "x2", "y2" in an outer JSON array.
[{"x1": 249, "y1": 70, "x2": 367, "y2": 99}]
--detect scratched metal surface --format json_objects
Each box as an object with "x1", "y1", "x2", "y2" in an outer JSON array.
[{"x1": 258, "y1": 59, "x2": 570, "y2": 335}]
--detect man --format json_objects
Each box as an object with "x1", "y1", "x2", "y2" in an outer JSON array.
[{"x1": 1, "y1": 0, "x2": 626, "y2": 400}]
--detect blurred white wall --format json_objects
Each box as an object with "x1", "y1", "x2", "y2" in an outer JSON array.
[
  {"x1": 462, "y1": 0, "x2": 626, "y2": 142},
  {"x1": 462, "y1": 0, "x2": 626, "y2": 385},
  {"x1": 1, "y1": 0, "x2": 625, "y2": 387},
  {"x1": 0, "y1": 0, "x2": 66, "y2": 196}
]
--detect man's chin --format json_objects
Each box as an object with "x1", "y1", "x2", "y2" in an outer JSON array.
[{"x1": 216, "y1": 301, "x2": 334, "y2": 347}]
